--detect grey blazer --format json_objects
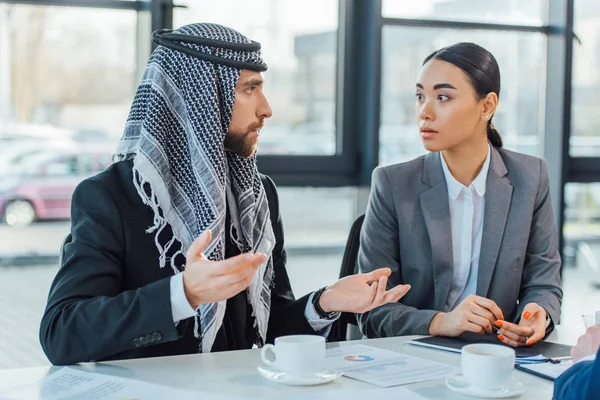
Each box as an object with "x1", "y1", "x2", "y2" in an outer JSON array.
[{"x1": 357, "y1": 146, "x2": 563, "y2": 338}]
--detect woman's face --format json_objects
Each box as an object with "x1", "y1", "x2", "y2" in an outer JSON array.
[{"x1": 415, "y1": 58, "x2": 489, "y2": 152}]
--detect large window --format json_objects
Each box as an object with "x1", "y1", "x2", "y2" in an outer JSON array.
[
  {"x1": 563, "y1": 183, "x2": 600, "y2": 284},
  {"x1": 0, "y1": 4, "x2": 140, "y2": 138},
  {"x1": 570, "y1": 0, "x2": 600, "y2": 157},
  {"x1": 379, "y1": 27, "x2": 546, "y2": 166},
  {"x1": 382, "y1": 0, "x2": 547, "y2": 25},
  {"x1": 0, "y1": 2, "x2": 145, "y2": 369},
  {"x1": 174, "y1": 0, "x2": 339, "y2": 156}
]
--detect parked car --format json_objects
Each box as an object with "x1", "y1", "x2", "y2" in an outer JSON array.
[
  {"x1": 0, "y1": 139, "x2": 75, "y2": 177},
  {"x1": 0, "y1": 144, "x2": 114, "y2": 226}
]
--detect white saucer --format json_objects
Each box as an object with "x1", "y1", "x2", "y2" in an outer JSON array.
[
  {"x1": 257, "y1": 366, "x2": 342, "y2": 386},
  {"x1": 445, "y1": 375, "x2": 528, "y2": 398}
]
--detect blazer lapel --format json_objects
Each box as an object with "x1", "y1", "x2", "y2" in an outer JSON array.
[
  {"x1": 477, "y1": 147, "x2": 513, "y2": 298},
  {"x1": 420, "y1": 152, "x2": 454, "y2": 310}
]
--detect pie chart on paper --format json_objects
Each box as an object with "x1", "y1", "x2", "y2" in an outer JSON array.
[{"x1": 344, "y1": 354, "x2": 375, "y2": 362}]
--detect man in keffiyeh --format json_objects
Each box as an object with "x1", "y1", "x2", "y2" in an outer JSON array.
[{"x1": 39, "y1": 23, "x2": 410, "y2": 365}]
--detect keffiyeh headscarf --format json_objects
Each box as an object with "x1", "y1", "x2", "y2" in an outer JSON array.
[{"x1": 114, "y1": 23, "x2": 275, "y2": 353}]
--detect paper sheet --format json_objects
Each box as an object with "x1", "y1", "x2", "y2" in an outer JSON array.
[
  {"x1": 0, "y1": 367, "x2": 239, "y2": 400},
  {"x1": 325, "y1": 344, "x2": 459, "y2": 388},
  {"x1": 517, "y1": 360, "x2": 574, "y2": 380}
]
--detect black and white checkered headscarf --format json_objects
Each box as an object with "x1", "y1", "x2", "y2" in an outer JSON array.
[{"x1": 114, "y1": 23, "x2": 275, "y2": 353}]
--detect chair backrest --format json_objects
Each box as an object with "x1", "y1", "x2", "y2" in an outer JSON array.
[
  {"x1": 339, "y1": 214, "x2": 365, "y2": 280},
  {"x1": 330, "y1": 214, "x2": 365, "y2": 342}
]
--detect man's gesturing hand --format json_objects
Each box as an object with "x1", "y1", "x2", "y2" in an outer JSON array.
[{"x1": 182, "y1": 230, "x2": 267, "y2": 308}]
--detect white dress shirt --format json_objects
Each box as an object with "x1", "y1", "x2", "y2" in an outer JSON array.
[
  {"x1": 169, "y1": 273, "x2": 339, "y2": 336},
  {"x1": 440, "y1": 144, "x2": 491, "y2": 311}
]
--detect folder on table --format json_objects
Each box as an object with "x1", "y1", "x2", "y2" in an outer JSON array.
[{"x1": 406, "y1": 334, "x2": 572, "y2": 364}]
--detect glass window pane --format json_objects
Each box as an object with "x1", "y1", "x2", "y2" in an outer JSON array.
[
  {"x1": 0, "y1": 4, "x2": 141, "y2": 369},
  {"x1": 174, "y1": 0, "x2": 339, "y2": 155},
  {"x1": 379, "y1": 26, "x2": 546, "y2": 166},
  {"x1": 569, "y1": 0, "x2": 600, "y2": 157},
  {"x1": 277, "y1": 187, "x2": 356, "y2": 295},
  {"x1": 562, "y1": 183, "x2": 600, "y2": 335},
  {"x1": 382, "y1": 0, "x2": 547, "y2": 25}
]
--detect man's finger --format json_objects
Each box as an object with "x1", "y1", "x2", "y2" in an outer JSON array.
[
  {"x1": 212, "y1": 253, "x2": 267, "y2": 276},
  {"x1": 186, "y1": 230, "x2": 212, "y2": 261},
  {"x1": 225, "y1": 275, "x2": 258, "y2": 298},
  {"x1": 367, "y1": 281, "x2": 378, "y2": 301},
  {"x1": 372, "y1": 276, "x2": 387, "y2": 304},
  {"x1": 359, "y1": 282, "x2": 380, "y2": 312},
  {"x1": 360, "y1": 276, "x2": 387, "y2": 312},
  {"x1": 219, "y1": 261, "x2": 261, "y2": 286},
  {"x1": 472, "y1": 296, "x2": 504, "y2": 321},
  {"x1": 360, "y1": 281, "x2": 399, "y2": 313},
  {"x1": 383, "y1": 284, "x2": 411, "y2": 303},
  {"x1": 365, "y1": 268, "x2": 392, "y2": 283}
]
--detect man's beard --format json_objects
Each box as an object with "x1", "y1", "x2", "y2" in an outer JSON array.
[{"x1": 224, "y1": 123, "x2": 262, "y2": 158}]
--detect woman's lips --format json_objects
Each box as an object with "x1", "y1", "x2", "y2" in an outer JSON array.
[{"x1": 420, "y1": 128, "x2": 438, "y2": 139}]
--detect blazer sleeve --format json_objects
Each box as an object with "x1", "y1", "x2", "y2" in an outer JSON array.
[
  {"x1": 262, "y1": 176, "x2": 315, "y2": 343},
  {"x1": 517, "y1": 159, "x2": 563, "y2": 328},
  {"x1": 39, "y1": 178, "x2": 182, "y2": 365},
  {"x1": 357, "y1": 167, "x2": 438, "y2": 337},
  {"x1": 554, "y1": 352, "x2": 600, "y2": 400}
]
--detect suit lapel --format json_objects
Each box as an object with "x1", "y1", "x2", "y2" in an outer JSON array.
[
  {"x1": 420, "y1": 152, "x2": 454, "y2": 310},
  {"x1": 477, "y1": 147, "x2": 513, "y2": 298}
]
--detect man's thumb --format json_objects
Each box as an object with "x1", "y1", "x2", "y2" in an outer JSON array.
[{"x1": 186, "y1": 230, "x2": 212, "y2": 261}]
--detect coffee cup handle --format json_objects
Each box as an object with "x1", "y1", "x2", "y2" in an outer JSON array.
[{"x1": 261, "y1": 344, "x2": 277, "y2": 367}]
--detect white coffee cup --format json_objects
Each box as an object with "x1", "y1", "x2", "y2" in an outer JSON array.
[
  {"x1": 461, "y1": 344, "x2": 516, "y2": 390},
  {"x1": 261, "y1": 335, "x2": 325, "y2": 378}
]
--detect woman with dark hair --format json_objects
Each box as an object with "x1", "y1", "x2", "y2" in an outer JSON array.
[{"x1": 357, "y1": 42, "x2": 562, "y2": 347}]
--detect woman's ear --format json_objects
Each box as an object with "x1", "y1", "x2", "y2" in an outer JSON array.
[{"x1": 481, "y1": 92, "x2": 498, "y2": 119}]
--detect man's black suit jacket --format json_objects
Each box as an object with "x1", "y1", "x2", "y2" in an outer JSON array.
[{"x1": 39, "y1": 160, "x2": 315, "y2": 365}]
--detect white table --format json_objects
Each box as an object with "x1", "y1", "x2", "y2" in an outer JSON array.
[{"x1": 1, "y1": 331, "x2": 572, "y2": 400}]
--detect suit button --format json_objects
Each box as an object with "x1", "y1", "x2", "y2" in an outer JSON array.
[
  {"x1": 133, "y1": 338, "x2": 141, "y2": 347},
  {"x1": 152, "y1": 332, "x2": 162, "y2": 342},
  {"x1": 146, "y1": 334, "x2": 153, "y2": 343},
  {"x1": 140, "y1": 336, "x2": 148, "y2": 345}
]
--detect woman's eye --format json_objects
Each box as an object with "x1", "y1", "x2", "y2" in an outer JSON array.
[{"x1": 438, "y1": 95, "x2": 449, "y2": 102}]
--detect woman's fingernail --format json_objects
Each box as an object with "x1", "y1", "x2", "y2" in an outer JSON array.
[
  {"x1": 526, "y1": 340, "x2": 533, "y2": 345},
  {"x1": 498, "y1": 335, "x2": 505, "y2": 341},
  {"x1": 523, "y1": 311, "x2": 531, "y2": 319},
  {"x1": 245, "y1": 255, "x2": 253, "y2": 262},
  {"x1": 495, "y1": 321, "x2": 503, "y2": 327}
]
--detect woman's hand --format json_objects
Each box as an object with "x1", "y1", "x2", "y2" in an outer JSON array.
[
  {"x1": 496, "y1": 303, "x2": 547, "y2": 347},
  {"x1": 429, "y1": 295, "x2": 504, "y2": 337}
]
